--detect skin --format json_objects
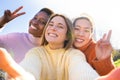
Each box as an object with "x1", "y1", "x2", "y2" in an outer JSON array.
[
  {"x1": 0, "y1": 6, "x2": 50, "y2": 38},
  {"x1": 0, "y1": 6, "x2": 25, "y2": 28},
  {"x1": 29, "y1": 11, "x2": 49, "y2": 37},
  {"x1": 0, "y1": 6, "x2": 53, "y2": 78},
  {"x1": 45, "y1": 16, "x2": 67, "y2": 49},
  {"x1": 97, "y1": 68, "x2": 120, "y2": 80},
  {"x1": 74, "y1": 19, "x2": 93, "y2": 48},
  {"x1": 0, "y1": 15, "x2": 69, "y2": 80},
  {"x1": 95, "y1": 30, "x2": 113, "y2": 60},
  {"x1": 73, "y1": 18, "x2": 113, "y2": 60}
]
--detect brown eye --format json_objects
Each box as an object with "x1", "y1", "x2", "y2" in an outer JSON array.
[
  {"x1": 48, "y1": 23, "x2": 53, "y2": 26},
  {"x1": 74, "y1": 27, "x2": 79, "y2": 31},
  {"x1": 58, "y1": 25, "x2": 64, "y2": 29},
  {"x1": 38, "y1": 20, "x2": 46, "y2": 25},
  {"x1": 84, "y1": 29, "x2": 90, "y2": 32}
]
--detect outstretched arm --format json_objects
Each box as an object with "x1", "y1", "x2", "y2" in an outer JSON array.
[
  {"x1": 0, "y1": 48, "x2": 35, "y2": 80},
  {"x1": 97, "y1": 67, "x2": 120, "y2": 80},
  {"x1": 0, "y1": 6, "x2": 25, "y2": 28}
]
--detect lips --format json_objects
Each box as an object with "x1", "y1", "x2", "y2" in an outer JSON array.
[{"x1": 48, "y1": 33, "x2": 58, "y2": 37}]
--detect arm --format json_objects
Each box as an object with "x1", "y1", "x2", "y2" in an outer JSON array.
[
  {"x1": 93, "y1": 30, "x2": 115, "y2": 75},
  {"x1": 97, "y1": 67, "x2": 120, "y2": 80},
  {"x1": 0, "y1": 6, "x2": 25, "y2": 28},
  {"x1": 92, "y1": 56, "x2": 115, "y2": 75},
  {"x1": 0, "y1": 48, "x2": 36, "y2": 80}
]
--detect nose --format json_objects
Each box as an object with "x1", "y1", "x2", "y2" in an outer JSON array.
[
  {"x1": 78, "y1": 31, "x2": 84, "y2": 36},
  {"x1": 32, "y1": 19, "x2": 39, "y2": 25},
  {"x1": 51, "y1": 25, "x2": 57, "y2": 30}
]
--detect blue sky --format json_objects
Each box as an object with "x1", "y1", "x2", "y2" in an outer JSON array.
[{"x1": 0, "y1": 0, "x2": 120, "y2": 49}]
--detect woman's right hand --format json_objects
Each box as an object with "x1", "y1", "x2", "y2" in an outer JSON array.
[
  {"x1": 0, "y1": 48, "x2": 14, "y2": 70},
  {"x1": 0, "y1": 48, "x2": 35, "y2": 80},
  {"x1": 0, "y1": 6, "x2": 25, "y2": 28}
]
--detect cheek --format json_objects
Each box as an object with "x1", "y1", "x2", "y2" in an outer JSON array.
[
  {"x1": 60, "y1": 31, "x2": 67, "y2": 39},
  {"x1": 59, "y1": 29, "x2": 67, "y2": 34},
  {"x1": 39, "y1": 26, "x2": 44, "y2": 30},
  {"x1": 45, "y1": 28, "x2": 49, "y2": 35},
  {"x1": 74, "y1": 30, "x2": 79, "y2": 35},
  {"x1": 85, "y1": 34, "x2": 92, "y2": 40},
  {"x1": 74, "y1": 32, "x2": 78, "y2": 36},
  {"x1": 29, "y1": 20, "x2": 32, "y2": 26},
  {"x1": 45, "y1": 31, "x2": 49, "y2": 40},
  {"x1": 88, "y1": 34, "x2": 93, "y2": 39}
]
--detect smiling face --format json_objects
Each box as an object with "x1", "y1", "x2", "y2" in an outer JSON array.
[
  {"x1": 73, "y1": 18, "x2": 93, "y2": 48},
  {"x1": 29, "y1": 11, "x2": 49, "y2": 37},
  {"x1": 45, "y1": 16, "x2": 68, "y2": 49}
]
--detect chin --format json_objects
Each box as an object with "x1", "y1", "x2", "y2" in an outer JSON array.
[{"x1": 74, "y1": 43, "x2": 83, "y2": 48}]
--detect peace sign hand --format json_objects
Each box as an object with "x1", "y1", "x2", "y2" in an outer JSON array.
[
  {"x1": 95, "y1": 30, "x2": 113, "y2": 60},
  {"x1": 0, "y1": 6, "x2": 25, "y2": 28}
]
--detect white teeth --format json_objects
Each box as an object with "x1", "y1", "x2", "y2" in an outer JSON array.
[
  {"x1": 30, "y1": 25, "x2": 37, "y2": 30},
  {"x1": 76, "y1": 38, "x2": 84, "y2": 42},
  {"x1": 49, "y1": 33, "x2": 57, "y2": 37}
]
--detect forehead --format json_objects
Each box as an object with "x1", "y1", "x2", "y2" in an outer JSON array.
[
  {"x1": 35, "y1": 11, "x2": 49, "y2": 20},
  {"x1": 75, "y1": 19, "x2": 92, "y2": 28},
  {"x1": 51, "y1": 16, "x2": 66, "y2": 25}
]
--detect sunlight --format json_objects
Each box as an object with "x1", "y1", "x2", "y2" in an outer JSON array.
[{"x1": 1, "y1": 0, "x2": 120, "y2": 49}]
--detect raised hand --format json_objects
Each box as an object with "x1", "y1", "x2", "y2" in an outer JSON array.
[
  {"x1": 95, "y1": 30, "x2": 113, "y2": 60},
  {"x1": 0, "y1": 6, "x2": 25, "y2": 28}
]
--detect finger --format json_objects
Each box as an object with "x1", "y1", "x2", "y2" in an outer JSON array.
[
  {"x1": 100, "y1": 41, "x2": 110, "y2": 46},
  {"x1": 12, "y1": 6, "x2": 23, "y2": 15},
  {"x1": 4, "y1": 10, "x2": 11, "y2": 16},
  {"x1": 12, "y1": 12, "x2": 26, "y2": 19},
  {"x1": 4, "y1": 10, "x2": 12, "y2": 22},
  {"x1": 106, "y1": 30, "x2": 112, "y2": 41},
  {"x1": 96, "y1": 39, "x2": 102, "y2": 46},
  {"x1": 102, "y1": 33, "x2": 106, "y2": 41}
]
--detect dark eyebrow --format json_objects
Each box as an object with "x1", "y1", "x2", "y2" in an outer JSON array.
[
  {"x1": 49, "y1": 21, "x2": 54, "y2": 23},
  {"x1": 84, "y1": 27, "x2": 91, "y2": 29},
  {"x1": 58, "y1": 23, "x2": 64, "y2": 26},
  {"x1": 49, "y1": 21, "x2": 65, "y2": 26},
  {"x1": 34, "y1": 15, "x2": 47, "y2": 22}
]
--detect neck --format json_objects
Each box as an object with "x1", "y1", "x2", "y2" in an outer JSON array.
[
  {"x1": 48, "y1": 43, "x2": 64, "y2": 50},
  {"x1": 29, "y1": 34, "x2": 42, "y2": 45}
]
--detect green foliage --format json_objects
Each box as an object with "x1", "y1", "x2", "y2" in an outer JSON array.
[
  {"x1": 112, "y1": 49, "x2": 120, "y2": 61},
  {"x1": 114, "y1": 59, "x2": 120, "y2": 67}
]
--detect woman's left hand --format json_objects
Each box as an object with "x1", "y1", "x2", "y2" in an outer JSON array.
[{"x1": 95, "y1": 30, "x2": 113, "y2": 60}]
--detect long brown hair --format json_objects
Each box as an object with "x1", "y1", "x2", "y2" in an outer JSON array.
[{"x1": 41, "y1": 14, "x2": 74, "y2": 50}]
